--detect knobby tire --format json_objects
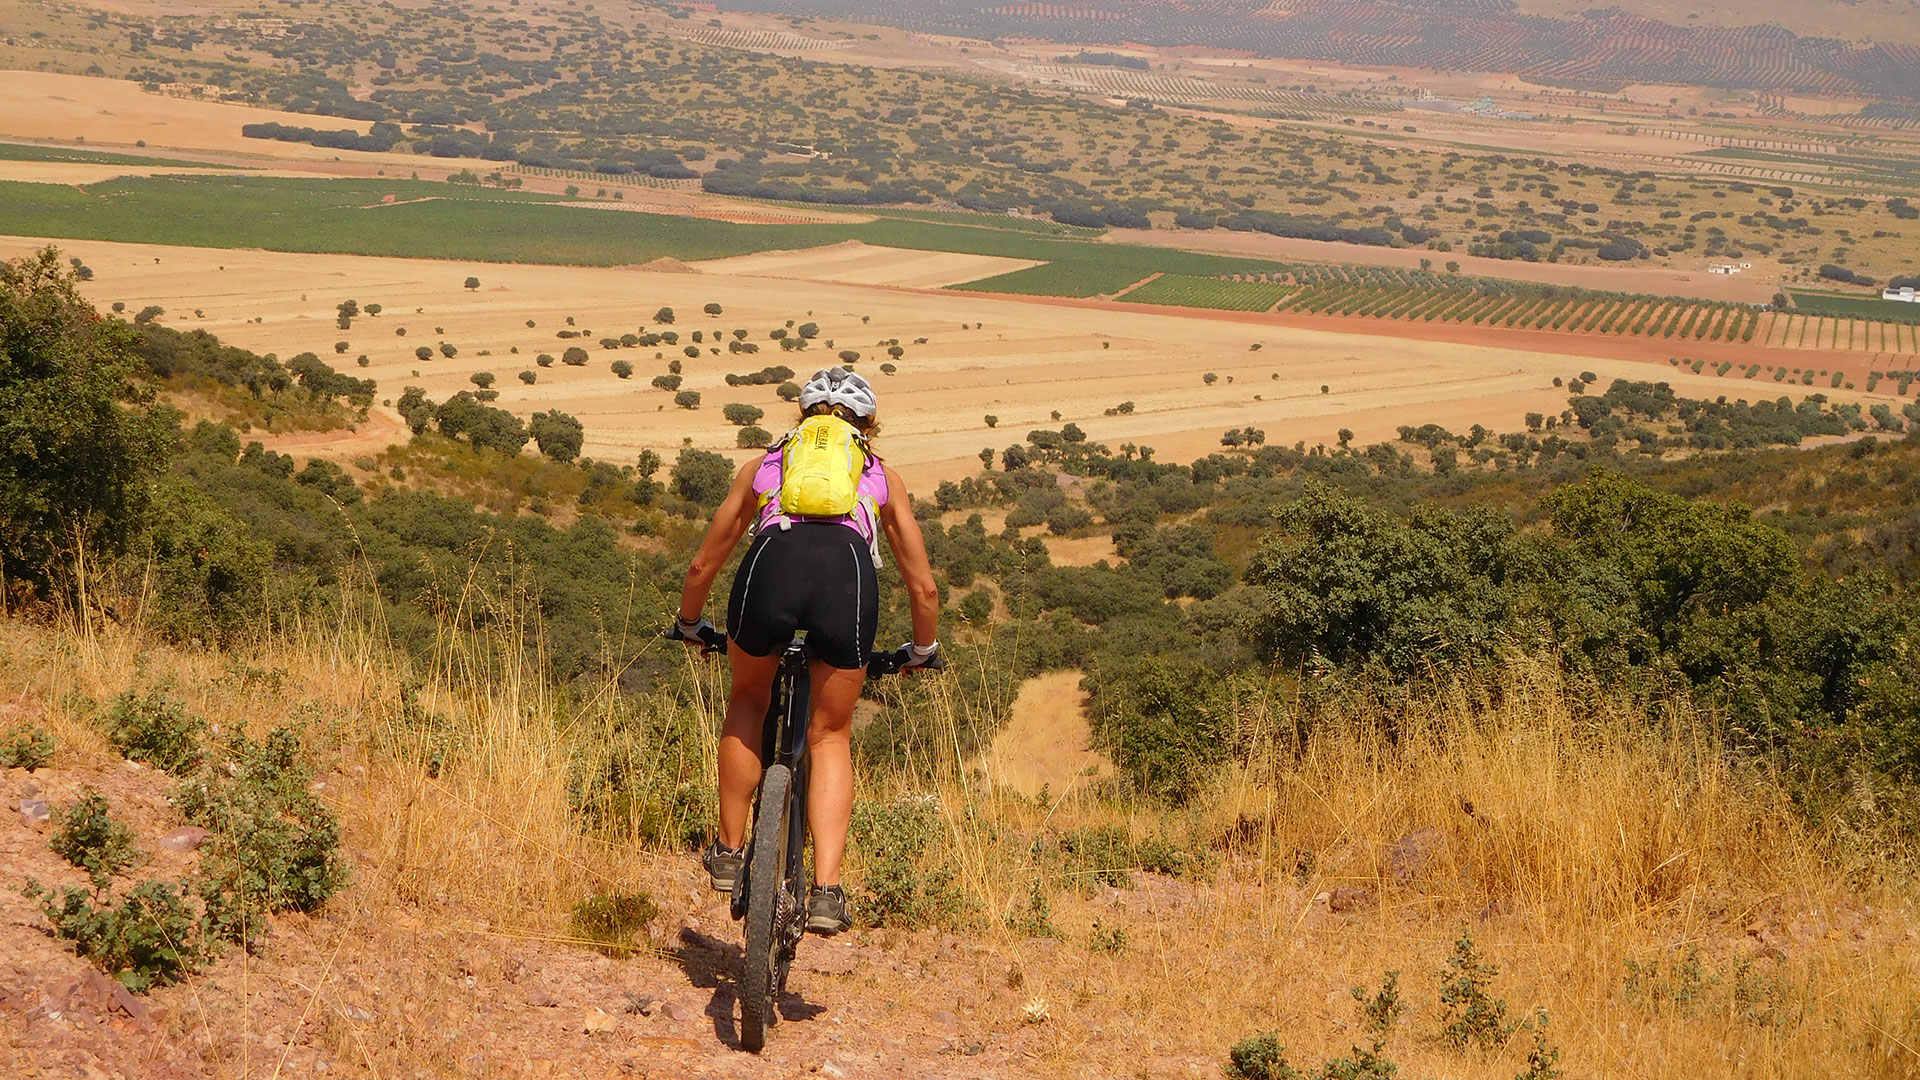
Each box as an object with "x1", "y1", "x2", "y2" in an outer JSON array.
[{"x1": 739, "y1": 763, "x2": 791, "y2": 1053}]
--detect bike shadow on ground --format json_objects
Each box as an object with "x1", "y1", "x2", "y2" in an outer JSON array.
[{"x1": 673, "y1": 926, "x2": 828, "y2": 1049}]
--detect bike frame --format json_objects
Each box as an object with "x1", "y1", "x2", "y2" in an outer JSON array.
[{"x1": 731, "y1": 634, "x2": 813, "y2": 992}]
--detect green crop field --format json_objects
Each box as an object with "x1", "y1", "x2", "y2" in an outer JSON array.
[
  {"x1": 0, "y1": 174, "x2": 1288, "y2": 295},
  {"x1": 0, "y1": 141, "x2": 234, "y2": 168},
  {"x1": 1789, "y1": 289, "x2": 1920, "y2": 325},
  {"x1": 1118, "y1": 274, "x2": 1295, "y2": 311}
]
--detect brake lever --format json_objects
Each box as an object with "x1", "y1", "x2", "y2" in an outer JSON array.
[{"x1": 698, "y1": 625, "x2": 728, "y2": 657}]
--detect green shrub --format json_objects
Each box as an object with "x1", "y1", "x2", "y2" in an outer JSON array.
[
  {"x1": 100, "y1": 688, "x2": 206, "y2": 774},
  {"x1": 0, "y1": 725, "x2": 56, "y2": 770},
  {"x1": 1226, "y1": 1033, "x2": 1306, "y2": 1080},
  {"x1": 175, "y1": 727, "x2": 348, "y2": 944},
  {"x1": 1435, "y1": 928, "x2": 1517, "y2": 1050},
  {"x1": 24, "y1": 877, "x2": 204, "y2": 993},
  {"x1": 49, "y1": 788, "x2": 143, "y2": 885},
  {"x1": 569, "y1": 890, "x2": 659, "y2": 958},
  {"x1": 849, "y1": 795, "x2": 963, "y2": 929}
]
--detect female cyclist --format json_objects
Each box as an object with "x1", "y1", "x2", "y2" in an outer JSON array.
[{"x1": 668, "y1": 367, "x2": 942, "y2": 934}]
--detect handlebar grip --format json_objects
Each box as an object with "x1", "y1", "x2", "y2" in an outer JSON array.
[
  {"x1": 866, "y1": 648, "x2": 946, "y2": 677},
  {"x1": 697, "y1": 624, "x2": 728, "y2": 656}
]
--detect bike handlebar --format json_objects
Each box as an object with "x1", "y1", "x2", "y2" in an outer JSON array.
[{"x1": 666, "y1": 624, "x2": 942, "y2": 676}]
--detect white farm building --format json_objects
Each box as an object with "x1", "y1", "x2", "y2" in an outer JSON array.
[{"x1": 1885, "y1": 287, "x2": 1919, "y2": 303}]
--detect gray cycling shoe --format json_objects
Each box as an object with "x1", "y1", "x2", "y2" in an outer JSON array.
[
  {"x1": 806, "y1": 885, "x2": 852, "y2": 935},
  {"x1": 702, "y1": 839, "x2": 744, "y2": 893}
]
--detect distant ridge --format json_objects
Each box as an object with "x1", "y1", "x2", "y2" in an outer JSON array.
[{"x1": 714, "y1": 0, "x2": 1920, "y2": 99}]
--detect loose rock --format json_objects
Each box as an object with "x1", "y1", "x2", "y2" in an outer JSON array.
[
  {"x1": 1329, "y1": 886, "x2": 1377, "y2": 913},
  {"x1": 158, "y1": 826, "x2": 211, "y2": 852},
  {"x1": 18, "y1": 797, "x2": 49, "y2": 828}
]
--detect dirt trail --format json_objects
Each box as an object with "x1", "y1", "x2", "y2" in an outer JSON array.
[
  {"x1": 983, "y1": 671, "x2": 1113, "y2": 798},
  {"x1": 0, "y1": 739, "x2": 1073, "y2": 1080}
]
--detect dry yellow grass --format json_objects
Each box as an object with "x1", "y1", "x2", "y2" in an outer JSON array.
[{"x1": 3, "y1": 597, "x2": 1916, "y2": 1076}]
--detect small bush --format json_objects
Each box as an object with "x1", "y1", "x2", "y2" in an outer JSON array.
[
  {"x1": 1436, "y1": 928, "x2": 1517, "y2": 1050},
  {"x1": 0, "y1": 725, "x2": 56, "y2": 771},
  {"x1": 175, "y1": 727, "x2": 349, "y2": 944},
  {"x1": 569, "y1": 891, "x2": 659, "y2": 958},
  {"x1": 1226, "y1": 1033, "x2": 1306, "y2": 1080},
  {"x1": 27, "y1": 878, "x2": 204, "y2": 992},
  {"x1": 850, "y1": 795, "x2": 963, "y2": 929},
  {"x1": 50, "y1": 789, "x2": 143, "y2": 885},
  {"x1": 101, "y1": 689, "x2": 206, "y2": 774},
  {"x1": 736, "y1": 425, "x2": 771, "y2": 448}
]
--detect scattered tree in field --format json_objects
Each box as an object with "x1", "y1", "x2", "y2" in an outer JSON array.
[
  {"x1": 365, "y1": 303, "x2": 382, "y2": 316},
  {"x1": 769, "y1": 328, "x2": 788, "y2": 341},
  {"x1": 562, "y1": 346, "x2": 589, "y2": 366},
  {"x1": 985, "y1": 415, "x2": 999, "y2": 428},
  {"x1": 1337, "y1": 428, "x2": 1354, "y2": 447},
  {"x1": 134, "y1": 305, "x2": 164, "y2": 325},
  {"x1": 777, "y1": 380, "x2": 801, "y2": 401},
  {"x1": 887, "y1": 345, "x2": 904, "y2": 360},
  {"x1": 737, "y1": 425, "x2": 770, "y2": 448},
  {"x1": 880, "y1": 363, "x2": 897, "y2": 375},
  {"x1": 1061, "y1": 422, "x2": 1086, "y2": 443},
  {"x1": 1445, "y1": 261, "x2": 1461, "y2": 274},
  {"x1": 704, "y1": 302, "x2": 723, "y2": 317},
  {"x1": 518, "y1": 370, "x2": 536, "y2": 385},
  {"x1": 536, "y1": 353, "x2": 555, "y2": 367},
  {"x1": 692, "y1": 330, "x2": 704, "y2": 344},
  {"x1": 652, "y1": 374, "x2": 682, "y2": 391},
  {"x1": 395, "y1": 326, "x2": 406, "y2": 336},
  {"x1": 1203, "y1": 372, "x2": 1219, "y2": 385},
  {"x1": 838, "y1": 350, "x2": 860, "y2": 364},
  {"x1": 669, "y1": 359, "x2": 683, "y2": 375},
  {"x1": 439, "y1": 342, "x2": 457, "y2": 358},
  {"x1": 723, "y1": 403, "x2": 765, "y2": 427},
  {"x1": 471, "y1": 371, "x2": 495, "y2": 389},
  {"x1": 356, "y1": 355, "x2": 369, "y2": 368},
  {"x1": 655, "y1": 306, "x2": 675, "y2": 324},
  {"x1": 611, "y1": 359, "x2": 634, "y2": 379},
  {"x1": 684, "y1": 345, "x2": 701, "y2": 359},
  {"x1": 674, "y1": 390, "x2": 702, "y2": 409},
  {"x1": 797, "y1": 322, "x2": 819, "y2": 339},
  {"x1": 334, "y1": 340, "x2": 349, "y2": 354},
  {"x1": 527, "y1": 409, "x2": 585, "y2": 462},
  {"x1": 464, "y1": 276, "x2": 480, "y2": 291},
  {"x1": 979, "y1": 447, "x2": 994, "y2": 470},
  {"x1": 1321, "y1": 384, "x2": 1330, "y2": 395},
  {"x1": 415, "y1": 346, "x2": 433, "y2": 362}
]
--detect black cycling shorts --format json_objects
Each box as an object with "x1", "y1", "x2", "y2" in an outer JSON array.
[{"x1": 726, "y1": 522, "x2": 879, "y2": 671}]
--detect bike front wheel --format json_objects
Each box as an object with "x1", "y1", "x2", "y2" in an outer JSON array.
[{"x1": 739, "y1": 763, "x2": 791, "y2": 1053}]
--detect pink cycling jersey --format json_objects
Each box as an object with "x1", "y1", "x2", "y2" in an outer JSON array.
[{"x1": 752, "y1": 444, "x2": 890, "y2": 544}]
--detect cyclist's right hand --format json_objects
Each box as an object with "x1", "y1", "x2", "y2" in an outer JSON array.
[{"x1": 872, "y1": 642, "x2": 945, "y2": 676}]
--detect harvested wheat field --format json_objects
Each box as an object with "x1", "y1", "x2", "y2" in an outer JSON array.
[
  {"x1": 7, "y1": 234, "x2": 1857, "y2": 487},
  {"x1": 690, "y1": 241, "x2": 1041, "y2": 289}
]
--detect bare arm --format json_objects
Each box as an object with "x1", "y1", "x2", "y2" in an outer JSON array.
[
  {"x1": 879, "y1": 465, "x2": 940, "y2": 649},
  {"x1": 677, "y1": 460, "x2": 760, "y2": 623}
]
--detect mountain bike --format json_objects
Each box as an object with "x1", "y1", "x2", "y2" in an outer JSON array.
[{"x1": 685, "y1": 625, "x2": 942, "y2": 1052}]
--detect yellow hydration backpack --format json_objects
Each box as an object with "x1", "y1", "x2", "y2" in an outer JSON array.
[{"x1": 776, "y1": 413, "x2": 870, "y2": 518}]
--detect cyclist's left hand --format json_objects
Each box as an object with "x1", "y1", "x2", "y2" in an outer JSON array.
[{"x1": 668, "y1": 616, "x2": 718, "y2": 648}]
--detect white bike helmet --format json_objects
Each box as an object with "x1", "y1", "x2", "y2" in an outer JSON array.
[{"x1": 798, "y1": 366, "x2": 877, "y2": 418}]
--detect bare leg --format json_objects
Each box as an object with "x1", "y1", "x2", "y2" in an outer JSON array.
[
  {"x1": 716, "y1": 643, "x2": 779, "y2": 850},
  {"x1": 805, "y1": 660, "x2": 865, "y2": 886}
]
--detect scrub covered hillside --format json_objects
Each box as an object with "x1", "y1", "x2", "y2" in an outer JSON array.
[{"x1": 3, "y1": 247, "x2": 1919, "y2": 1077}]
